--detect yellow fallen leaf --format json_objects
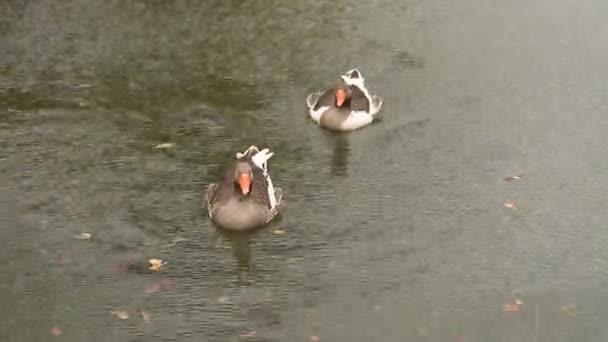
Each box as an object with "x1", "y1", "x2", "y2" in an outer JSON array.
[
  {"x1": 273, "y1": 229, "x2": 285, "y2": 235},
  {"x1": 148, "y1": 258, "x2": 166, "y2": 272},
  {"x1": 154, "y1": 143, "x2": 174, "y2": 149},
  {"x1": 111, "y1": 309, "x2": 130, "y2": 320}
]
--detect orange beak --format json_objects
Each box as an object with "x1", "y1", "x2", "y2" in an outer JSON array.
[
  {"x1": 336, "y1": 88, "x2": 346, "y2": 107},
  {"x1": 238, "y1": 173, "x2": 251, "y2": 195}
]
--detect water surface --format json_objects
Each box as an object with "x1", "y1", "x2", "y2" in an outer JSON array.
[{"x1": 2, "y1": 0, "x2": 608, "y2": 341}]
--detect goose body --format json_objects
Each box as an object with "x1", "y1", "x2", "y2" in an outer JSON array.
[
  {"x1": 306, "y1": 68, "x2": 383, "y2": 131},
  {"x1": 204, "y1": 146, "x2": 283, "y2": 230}
]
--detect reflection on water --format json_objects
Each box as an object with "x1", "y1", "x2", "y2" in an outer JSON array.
[
  {"x1": 329, "y1": 133, "x2": 351, "y2": 176},
  {"x1": 217, "y1": 227, "x2": 253, "y2": 272}
]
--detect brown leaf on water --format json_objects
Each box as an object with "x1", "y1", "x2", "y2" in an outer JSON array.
[
  {"x1": 504, "y1": 200, "x2": 517, "y2": 210},
  {"x1": 240, "y1": 330, "x2": 256, "y2": 337},
  {"x1": 148, "y1": 258, "x2": 166, "y2": 272},
  {"x1": 273, "y1": 228, "x2": 285, "y2": 235},
  {"x1": 111, "y1": 252, "x2": 141, "y2": 273},
  {"x1": 160, "y1": 279, "x2": 176, "y2": 289},
  {"x1": 504, "y1": 173, "x2": 525, "y2": 182},
  {"x1": 112, "y1": 262, "x2": 129, "y2": 273},
  {"x1": 145, "y1": 283, "x2": 162, "y2": 294},
  {"x1": 503, "y1": 303, "x2": 521, "y2": 312},
  {"x1": 53, "y1": 254, "x2": 67, "y2": 267},
  {"x1": 111, "y1": 309, "x2": 130, "y2": 320},
  {"x1": 145, "y1": 279, "x2": 176, "y2": 294},
  {"x1": 49, "y1": 326, "x2": 63, "y2": 336},
  {"x1": 560, "y1": 304, "x2": 576, "y2": 318},
  {"x1": 503, "y1": 298, "x2": 523, "y2": 312}
]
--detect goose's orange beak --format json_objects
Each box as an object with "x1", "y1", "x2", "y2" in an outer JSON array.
[
  {"x1": 238, "y1": 173, "x2": 251, "y2": 195},
  {"x1": 336, "y1": 88, "x2": 346, "y2": 107}
]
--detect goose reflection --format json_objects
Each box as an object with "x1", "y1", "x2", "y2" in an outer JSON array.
[
  {"x1": 329, "y1": 133, "x2": 351, "y2": 176},
  {"x1": 216, "y1": 227, "x2": 254, "y2": 272}
]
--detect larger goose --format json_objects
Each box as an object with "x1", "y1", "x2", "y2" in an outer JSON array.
[
  {"x1": 306, "y1": 68, "x2": 383, "y2": 131},
  {"x1": 204, "y1": 146, "x2": 284, "y2": 230}
]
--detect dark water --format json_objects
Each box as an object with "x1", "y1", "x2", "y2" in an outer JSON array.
[{"x1": 2, "y1": 0, "x2": 608, "y2": 341}]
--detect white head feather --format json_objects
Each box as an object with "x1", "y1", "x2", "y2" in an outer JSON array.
[
  {"x1": 235, "y1": 145, "x2": 259, "y2": 159},
  {"x1": 343, "y1": 68, "x2": 364, "y2": 81},
  {"x1": 251, "y1": 148, "x2": 274, "y2": 173}
]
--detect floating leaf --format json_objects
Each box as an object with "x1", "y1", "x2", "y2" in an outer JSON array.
[
  {"x1": 145, "y1": 283, "x2": 162, "y2": 294},
  {"x1": 53, "y1": 254, "x2": 67, "y2": 267},
  {"x1": 112, "y1": 262, "x2": 129, "y2": 273},
  {"x1": 154, "y1": 143, "x2": 175, "y2": 149},
  {"x1": 560, "y1": 303, "x2": 576, "y2": 318},
  {"x1": 49, "y1": 327, "x2": 63, "y2": 336},
  {"x1": 504, "y1": 200, "x2": 517, "y2": 210},
  {"x1": 240, "y1": 330, "x2": 256, "y2": 337},
  {"x1": 503, "y1": 298, "x2": 523, "y2": 312},
  {"x1": 111, "y1": 309, "x2": 130, "y2": 320},
  {"x1": 168, "y1": 237, "x2": 187, "y2": 247},
  {"x1": 140, "y1": 310, "x2": 152, "y2": 323},
  {"x1": 148, "y1": 258, "x2": 166, "y2": 272},
  {"x1": 160, "y1": 279, "x2": 176, "y2": 289},
  {"x1": 145, "y1": 279, "x2": 176, "y2": 294},
  {"x1": 273, "y1": 228, "x2": 285, "y2": 235},
  {"x1": 73, "y1": 232, "x2": 92, "y2": 240},
  {"x1": 503, "y1": 303, "x2": 520, "y2": 312},
  {"x1": 504, "y1": 173, "x2": 525, "y2": 181}
]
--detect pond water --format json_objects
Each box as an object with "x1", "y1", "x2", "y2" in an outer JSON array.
[{"x1": 2, "y1": 0, "x2": 608, "y2": 341}]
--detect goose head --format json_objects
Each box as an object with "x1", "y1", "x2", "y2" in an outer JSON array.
[
  {"x1": 334, "y1": 68, "x2": 367, "y2": 108},
  {"x1": 334, "y1": 80, "x2": 353, "y2": 108},
  {"x1": 233, "y1": 161, "x2": 253, "y2": 195}
]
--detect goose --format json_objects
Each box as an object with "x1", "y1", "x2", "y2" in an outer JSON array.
[
  {"x1": 306, "y1": 68, "x2": 383, "y2": 131},
  {"x1": 204, "y1": 146, "x2": 284, "y2": 230}
]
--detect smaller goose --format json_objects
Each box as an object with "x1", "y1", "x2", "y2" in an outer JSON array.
[
  {"x1": 204, "y1": 146, "x2": 284, "y2": 231},
  {"x1": 306, "y1": 68, "x2": 383, "y2": 131}
]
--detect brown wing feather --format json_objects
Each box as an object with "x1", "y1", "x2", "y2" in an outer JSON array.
[
  {"x1": 348, "y1": 85, "x2": 370, "y2": 112},
  {"x1": 204, "y1": 183, "x2": 219, "y2": 217},
  {"x1": 248, "y1": 163, "x2": 272, "y2": 209},
  {"x1": 204, "y1": 168, "x2": 238, "y2": 210},
  {"x1": 314, "y1": 88, "x2": 337, "y2": 110},
  {"x1": 265, "y1": 187, "x2": 284, "y2": 223}
]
